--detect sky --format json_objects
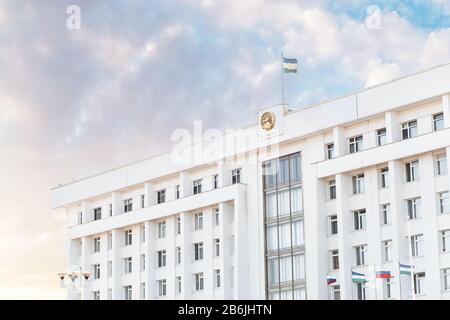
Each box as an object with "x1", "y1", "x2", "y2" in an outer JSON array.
[{"x1": 0, "y1": 0, "x2": 450, "y2": 299}]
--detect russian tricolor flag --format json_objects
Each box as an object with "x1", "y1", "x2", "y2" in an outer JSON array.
[
  {"x1": 327, "y1": 275, "x2": 337, "y2": 285},
  {"x1": 375, "y1": 270, "x2": 392, "y2": 279}
]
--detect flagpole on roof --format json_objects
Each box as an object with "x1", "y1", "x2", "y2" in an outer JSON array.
[{"x1": 280, "y1": 52, "x2": 285, "y2": 105}]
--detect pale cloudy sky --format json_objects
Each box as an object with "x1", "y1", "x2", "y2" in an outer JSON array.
[{"x1": 0, "y1": 0, "x2": 449, "y2": 299}]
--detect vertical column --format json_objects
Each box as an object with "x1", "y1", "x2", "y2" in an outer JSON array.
[
  {"x1": 146, "y1": 221, "x2": 156, "y2": 299},
  {"x1": 335, "y1": 173, "x2": 352, "y2": 299},
  {"x1": 131, "y1": 224, "x2": 141, "y2": 300},
  {"x1": 385, "y1": 111, "x2": 400, "y2": 144},
  {"x1": 333, "y1": 126, "x2": 346, "y2": 157},
  {"x1": 419, "y1": 153, "x2": 441, "y2": 299},
  {"x1": 112, "y1": 192, "x2": 121, "y2": 216},
  {"x1": 179, "y1": 172, "x2": 191, "y2": 198},
  {"x1": 218, "y1": 161, "x2": 231, "y2": 188},
  {"x1": 442, "y1": 94, "x2": 450, "y2": 128},
  {"x1": 388, "y1": 160, "x2": 407, "y2": 299},
  {"x1": 100, "y1": 233, "x2": 109, "y2": 299},
  {"x1": 219, "y1": 202, "x2": 232, "y2": 299},
  {"x1": 81, "y1": 201, "x2": 91, "y2": 223},
  {"x1": 144, "y1": 183, "x2": 155, "y2": 207},
  {"x1": 203, "y1": 207, "x2": 214, "y2": 298},
  {"x1": 111, "y1": 230, "x2": 122, "y2": 299},
  {"x1": 233, "y1": 186, "x2": 248, "y2": 299},
  {"x1": 67, "y1": 238, "x2": 81, "y2": 300},
  {"x1": 180, "y1": 212, "x2": 192, "y2": 299},
  {"x1": 80, "y1": 236, "x2": 91, "y2": 300},
  {"x1": 166, "y1": 216, "x2": 176, "y2": 299}
]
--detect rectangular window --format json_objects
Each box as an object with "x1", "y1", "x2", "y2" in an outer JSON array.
[
  {"x1": 158, "y1": 221, "x2": 166, "y2": 238},
  {"x1": 232, "y1": 168, "x2": 241, "y2": 184},
  {"x1": 124, "y1": 257, "x2": 132, "y2": 274},
  {"x1": 381, "y1": 204, "x2": 391, "y2": 225},
  {"x1": 176, "y1": 185, "x2": 180, "y2": 199},
  {"x1": 78, "y1": 212, "x2": 83, "y2": 224},
  {"x1": 124, "y1": 285, "x2": 132, "y2": 300},
  {"x1": 407, "y1": 197, "x2": 421, "y2": 220},
  {"x1": 434, "y1": 113, "x2": 444, "y2": 131},
  {"x1": 141, "y1": 254, "x2": 146, "y2": 271},
  {"x1": 329, "y1": 215, "x2": 338, "y2": 235},
  {"x1": 213, "y1": 175, "x2": 218, "y2": 189},
  {"x1": 380, "y1": 167, "x2": 389, "y2": 188},
  {"x1": 405, "y1": 160, "x2": 420, "y2": 182},
  {"x1": 176, "y1": 247, "x2": 181, "y2": 264},
  {"x1": 194, "y1": 242, "x2": 204, "y2": 261},
  {"x1": 107, "y1": 233, "x2": 112, "y2": 250},
  {"x1": 349, "y1": 135, "x2": 363, "y2": 154},
  {"x1": 176, "y1": 276, "x2": 182, "y2": 294},
  {"x1": 194, "y1": 273, "x2": 204, "y2": 291},
  {"x1": 443, "y1": 268, "x2": 450, "y2": 291},
  {"x1": 402, "y1": 120, "x2": 418, "y2": 140},
  {"x1": 93, "y1": 291, "x2": 100, "y2": 300},
  {"x1": 215, "y1": 269, "x2": 221, "y2": 288},
  {"x1": 437, "y1": 154, "x2": 448, "y2": 176},
  {"x1": 410, "y1": 234, "x2": 424, "y2": 257},
  {"x1": 377, "y1": 128, "x2": 387, "y2": 146},
  {"x1": 214, "y1": 239, "x2": 220, "y2": 257},
  {"x1": 215, "y1": 208, "x2": 220, "y2": 226},
  {"x1": 93, "y1": 207, "x2": 102, "y2": 221},
  {"x1": 141, "y1": 194, "x2": 145, "y2": 208},
  {"x1": 109, "y1": 204, "x2": 112, "y2": 216},
  {"x1": 93, "y1": 237, "x2": 101, "y2": 253},
  {"x1": 124, "y1": 199, "x2": 133, "y2": 213},
  {"x1": 414, "y1": 272, "x2": 425, "y2": 295},
  {"x1": 355, "y1": 245, "x2": 367, "y2": 266},
  {"x1": 352, "y1": 173, "x2": 365, "y2": 194},
  {"x1": 441, "y1": 230, "x2": 450, "y2": 253},
  {"x1": 157, "y1": 190, "x2": 166, "y2": 204},
  {"x1": 141, "y1": 225, "x2": 146, "y2": 242},
  {"x1": 438, "y1": 191, "x2": 450, "y2": 214},
  {"x1": 93, "y1": 263, "x2": 101, "y2": 279},
  {"x1": 176, "y1": 216, "x2": 181, "y2": 234},
  {"x1": 384, "y1": 278, "x2": 392, "y2": 299},
  {"x1": 353, "y1": 209, "x2": 366, "y2": 231},
  {"x1": 107, "y1": 261, "x2": 112, "y2": 277},
  {"x1": 107, "y1": 288, "x2": 112, "y2": 300},
  {"x1": 157, "y1": 250, "x2": 166, "y2": 268},
  {"x1": 125, "y1": 229, "x2": 132, "y2": 246},
  {"x1": 356, "y1": 282, "x2": 367, "y2": 300},
  {"x1": 332, "y1": 285, "x2": 340, "y2": 300},
  {"x1": 328, "y1": 179, "x2": 336, "y2": 200},
  {"x1": 141, "y1": 282, "x2": 146, "y2": 300},
  {"x1": 326, "y1": 143, "x2": 335, "y2": 159},
  {"x1": 331, "y1": 250, "x2": 339, "y2": 270},
  {"x1": 193, "y1": 179, "x2": 202, "y2": 194},
  {"x1": 382, "y1": 240, "x2": 392, "y2": 262},
  {"x1": 194, "y1": 212, "x2": 203, "y2": 230},
  {"x1": 158, "y1": 279, "x2": 167, "y2": 297}
]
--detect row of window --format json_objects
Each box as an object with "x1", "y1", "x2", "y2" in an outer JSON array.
[{"x1": 325, "y1": 113, "x2": 445, "y2": 160}]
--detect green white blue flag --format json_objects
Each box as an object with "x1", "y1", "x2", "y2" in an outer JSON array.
[
  {"x1": 283, "y1": 57, "x2": 298, "y2": 73},
  {"x1": 399, "y1": 263, "x2": 413, "y2": 275},
  {"x1": 351, "y1": 271, "x2": 367, "y2": 283}
]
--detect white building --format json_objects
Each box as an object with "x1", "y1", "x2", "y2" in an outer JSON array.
[{"x1": 52, "y1": 63, "x2": 450, "y2": 300}]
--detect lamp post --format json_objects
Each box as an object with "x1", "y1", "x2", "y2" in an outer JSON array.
[{"x1": 58, "y1": 267, "x2": 91, "y2": 299}]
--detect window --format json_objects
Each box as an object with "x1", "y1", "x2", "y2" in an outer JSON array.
[
  {"x1": 157, "y1": 190, "x2": 166, "y2": 204},
  {"x1": 93, "y1": 291, "x2": 100, "y2": 300},
  {"x1": 158, "y1": 279, "x2": 166, "y2": 297},
  {"x1": 328, "y1": 180, "x2": 336, "y2": 200},
  {"x1": 124, "y1": 199, "x2": 132, "y2": 213},
  {"x1": 437, "y1": 154, "x2": 448, "y2": 175},
  {"x1": 78, "y1": 212, "x2": 83, "y2": 224},
  {"x1": 107, "y1": 261, "x2": 112, "y2": 277},
  {"x1": 356, "y1": 282, "x2": 367, "y2": 300},
  {"x1": 215, "y1": 208, "x2": 220, "y2": 226},
  {"x1": 381, "y1": 204, "x2": 391, "y2": 225},
  {"x1": 93, "y1": 207, "x2": 102, "y2": 221},
  {"x1": 176, "y1": 185, "x2": 180, "y2": 199},
  {"x1": 402, "y1": 120, "x2": 418, "y2": 139},
  {"x1": 93, "y1": 237, "x2": 101, "y2": 253},
  {"x1": 215, "y1": 269, "x2": 221, "y2": 288},
  {"x1": 410, "y1": 234, "x2": 424, "y2": 257},
  {"x1": 407, "y1": 197, "x2": 421, "y2": 220},
  {"x1": 332, "y1": 285, "x2": 340, "y2": 300},
  {"x1": 434, "y1": 113, "x2": 444, "y2": 131},
  {"x1": 438, "y1": 191, "x2": 450, "y2": 214},
  {"x1": 141, "y1": 225, "x2": 146, "y2": 242},
  {"x1": 232, "y1": 168, "x2": 241, "y2": 184},
  {"x1": 141, "y1": 283, "x2": 145, "y2": 299},
  {"x1": 176, "y1": 276, "x2": 182, "y2": 294},
  {"x1": 124, "y1": 285, "x2": 132, "y2": 300},
  {"x1": 414, "y1": 272, "x2": 425, "y2": 295},
  {"x1": 443, "y1": 268, "x2": 450, "y2": 291},
  {"x1": 158, "y1": 250, "x2": 166, "y2": 267},
  {"x1": 107, "y1": 233, "x2": 112, "y2": 250},
  {"x1": 108, "y1": 288, "x2": 112, "y2": 300},
  {"x1": 353, "y1": 209, "x2": 366, "y2": 231},
  {"x1": 331, "y1": 250, "x2": 339, "y2": 270},
  {"x1": 326, "y1": 143, "x2": 335, "y2": 159},
  {"x1": 176, "y1": 247, "x2": 181, "y2": 264},
  {"x1": 384, "y1": 278, "x2": 392, "y2": 299},
  {"x1": 125, "y1": 229, "x2": 132, "y2": 246},
  {"x1": 194, "y1": 273, "x2": 204, "y2": 291},
  {"x1": 194, "y1": 242, "x2": 204, "y2": 261},
  {"x1": 355, "y1": 245, "x2": 367, "y2": 266},
  {"x1": 141, "y1": 254, "x2": 146, "y2": 271},
  {"x1": 441, "y1": 230, "x2": 450, "y2": 252},
  {"x1": 377, "y1": 128, "x2": 387, "y2": 146},
  {"x1": 141, "y1": 194, "x2": 145, "y2": 208},
  {"x1": 213, "y1": 175, "x2": 218, "y2": 189},
  {"x1": 349, "y1": 135, "x2": 363, "y2": 154},
  {"x1": 352, "y1": 173, "x2": 365, "y2": 194},
  {"x1": 193, "y1": 179, "x2": 202, "y2": 194},
  {"x1": 329, "y1": 215, "x2": 338, "y2": 235},
  {"x1": 93, "y1": 264, "x2": 101, "y2": 279},
  {"x1": 405, "y1": 160, "x2": 419, "y2": 182},
  {"x1": 382, "y1": 240, "x2": 392, "y2": 262},
  {"x1": 380, "y1": 167, "x2": 389, "y2": 188},
  {"x1": 214, "y1": 239, "x2": 220, "y2": 257},
  {"x1": 124, "y1": 257, "x2": 132, "y2": 273},
  {"x1": 194, "y1": 212, "x2": 203, "y2": 230},
  {"x1": 109, "y1": 204, "x2": 112, "y2": 216},
  {"x1": 158, "y1": 221, "x2": 166, "y2": 238},
  {"x1": 176, "y1": 216, "x2": 181, "y2": 234}
]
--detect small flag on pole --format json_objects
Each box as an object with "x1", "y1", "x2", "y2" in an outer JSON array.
[
  {"x1": 399, "y1": 263, "x2": 413, "y2": 275},
  {"x1": 351, "y1": 271, "x2": 367, "y2": 283},
  {"x1": 375, "y1": 270, "x2": 392, "y2": 279},
  {"x1": 327, "y1": 275, "x2": 337, "y2": 285},
  {"x1": 282, "y1": 57, "x2": 298, "y2": 73}
]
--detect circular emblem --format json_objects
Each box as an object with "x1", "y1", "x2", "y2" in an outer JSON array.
[{"x1": 260, "y1": 111, "x2": 276, "y2": 131}]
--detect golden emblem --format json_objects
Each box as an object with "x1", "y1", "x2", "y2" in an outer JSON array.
[{"x1": 260, "y1": 111, "x2": 276, "y2": 131}]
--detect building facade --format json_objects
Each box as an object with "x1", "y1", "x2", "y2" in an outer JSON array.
[{"x1": 52, "y1": 63, "x2": 450, "y2": 300}]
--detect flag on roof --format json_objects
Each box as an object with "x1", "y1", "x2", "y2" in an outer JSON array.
[{"x1": 283, "y1": 57, "x2": 298, "y2": 73}]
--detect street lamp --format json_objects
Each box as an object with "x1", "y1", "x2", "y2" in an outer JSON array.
[{"x1": 58, "y1": 267, "x2": 91, "y2": 290}]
